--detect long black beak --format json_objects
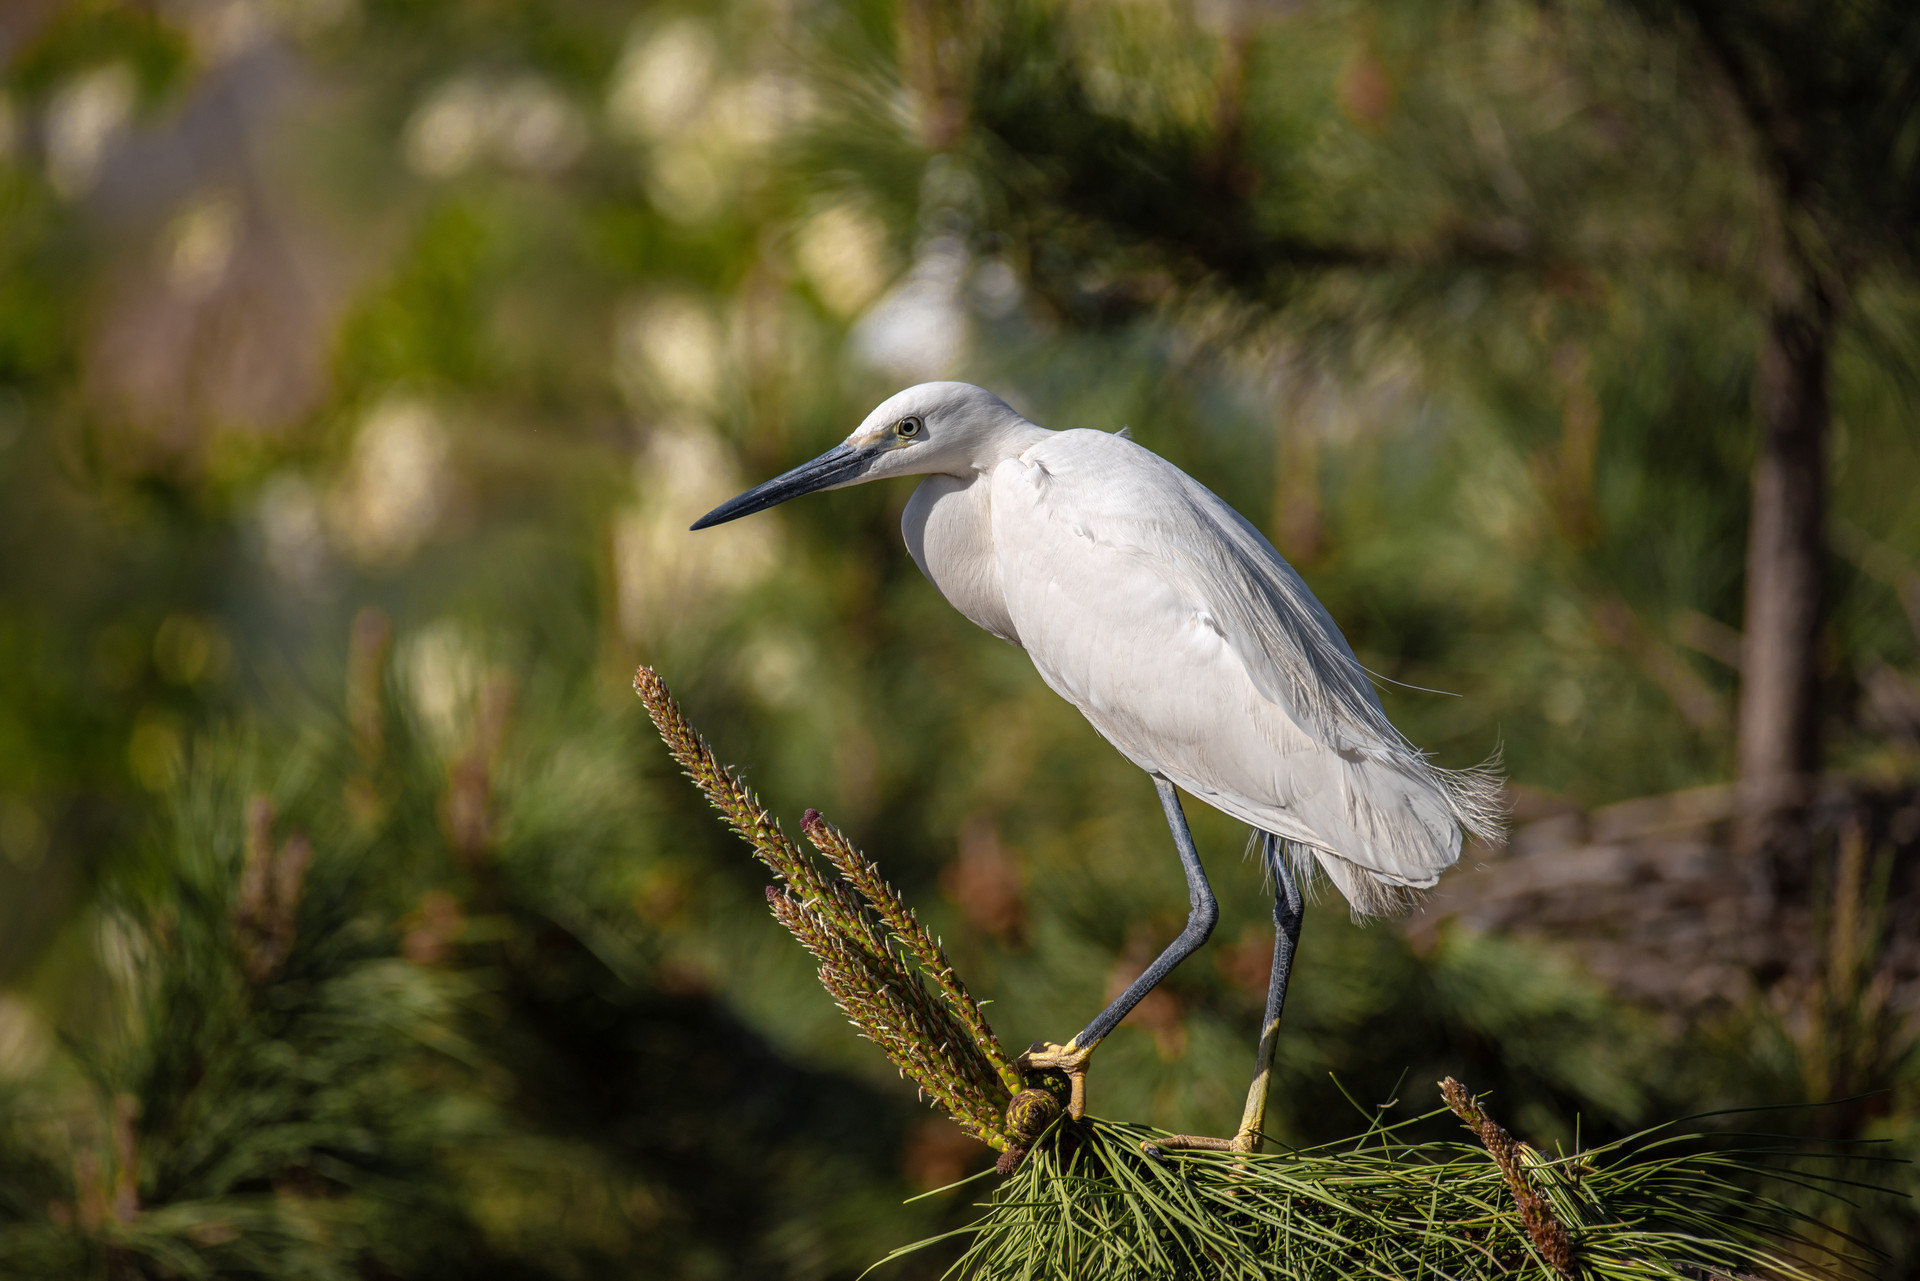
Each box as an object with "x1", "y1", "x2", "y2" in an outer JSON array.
[{"x1": 690, "y1": 442, "x2": 881, "y2": 530}]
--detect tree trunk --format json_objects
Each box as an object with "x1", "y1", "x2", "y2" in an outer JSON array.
[{"x1": 1734, "y1": 283, "x2": 1832, "y2": 878}]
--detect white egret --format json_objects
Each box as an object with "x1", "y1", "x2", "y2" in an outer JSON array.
[{"x1": 693, "y1": 382, "x2": 1500, "y2": 1153}]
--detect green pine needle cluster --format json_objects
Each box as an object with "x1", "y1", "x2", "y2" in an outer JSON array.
[
  {"x1": 892, "y1": 1103, "x2": 1862, "y2": 1281},
  {"x1": 633, "y1": 666, "x2": 1023, "y2": 1150},
  {"x1": 0, "y1": 736, "x2": 502, "y2": 1280}
]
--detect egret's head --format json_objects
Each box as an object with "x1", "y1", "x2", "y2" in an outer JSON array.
[{"x1": 691, "y1": 382, "x2": 1029, "y2": 530}]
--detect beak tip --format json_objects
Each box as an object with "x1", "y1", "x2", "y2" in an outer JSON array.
[{"x1": 686, "y1": 441, "x2": 874, "y2": 534}]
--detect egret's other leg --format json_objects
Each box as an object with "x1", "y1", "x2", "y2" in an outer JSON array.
[
  {"x1": 1155, "y1": 835, "x2": 1305, "y2": 1155},
  {"x1": 1235, "y1": 838, "x2": 1306, "y2": 1149},
  {"x1": 1018, "y1": 775, "x2": 1218, "y2": 1119}
]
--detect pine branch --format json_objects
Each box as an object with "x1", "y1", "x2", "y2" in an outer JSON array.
[
  {"x1": 631, "y1": 665, "x2": 877, "y2": 947},
  {"x1": 802, "y1": 810, "x2": 1023, "y2": 1098},
  {"x1": 1442, "y1": 1076, "x2": 1579, "y2": 1278},
  {"x1": 768, "y1": 887, "x2": 1007, "y2": 1145},
  {"x1": 634, "y1": 665, "x2": 1017, "y2": 1150}
]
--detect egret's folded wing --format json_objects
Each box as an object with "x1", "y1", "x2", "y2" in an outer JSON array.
[
  {"x1": 989, "y1": 430, "x2": 1497, "y2": 891},
  {"x1": 993, "y1": 430, "x2": 1402, "y2": 756}
]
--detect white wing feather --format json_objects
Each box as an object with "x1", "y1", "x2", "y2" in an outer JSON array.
[{"x1": 989, "y1": 430, "x2": 1500, "y2": 915}]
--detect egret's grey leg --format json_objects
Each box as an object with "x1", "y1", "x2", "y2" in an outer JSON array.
[
  {"x1": 1153, "y1": 833, "x2": 1305, "y2": 1156},
  {"x1": 1017, "y1": 774, "x2": 1218, "y2": 1117},
  {"x1": 1233, "y1": 835, "x2": 1305, "y2": 1150},
  {"x1": 1075, "y1": 775, "x2": 1219, "y2": 1046}
]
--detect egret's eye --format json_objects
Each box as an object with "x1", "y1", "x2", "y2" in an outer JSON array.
[{"x1": 898, "y1": 416, "x2": 923, "y2": 438}]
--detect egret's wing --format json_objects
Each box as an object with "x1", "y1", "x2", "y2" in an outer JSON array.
[{"x1": 989, "y1": 430, "x2": 1497, "y2": 900}]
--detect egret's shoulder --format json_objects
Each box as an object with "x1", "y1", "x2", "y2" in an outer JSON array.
[
  {"x1": 1010, "y1": 428, "x2": 1198, "y2": 504},
  {"x1": 1017, "y1": 427, "x2": 1160, "y2": 466}
]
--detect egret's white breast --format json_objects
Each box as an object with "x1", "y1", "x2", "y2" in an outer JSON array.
[{"x1": 902, "y1": 472, "x2": 1020, "y2": 645}]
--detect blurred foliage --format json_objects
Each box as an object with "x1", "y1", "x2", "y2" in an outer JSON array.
[
  {"x1": 3, "y1": 647, "x2": 960, "y2": 1278},
  {"x1": 0, "y1": 0, "x2": 1915, "y2": 1276}
]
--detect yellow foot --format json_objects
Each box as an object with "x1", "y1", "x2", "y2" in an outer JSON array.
[
  {"x1": 1016, "y1": 1039, "x2": 1094, "y2": 1119},
  {"x1": 1144, "y1": 1129, "x2": 1260, "y2": 1158}
]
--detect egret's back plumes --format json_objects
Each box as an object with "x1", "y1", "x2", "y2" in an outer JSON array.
[
  {"x1": 999, "y1": 428, "x2": 1502, "y2": 917},
  {"x1": 1155, "y1": 470, "x2": 1505, "y2": 916},
  {"x1": 1276, "y1": 760, "x2": 1505, "y2": 920}
]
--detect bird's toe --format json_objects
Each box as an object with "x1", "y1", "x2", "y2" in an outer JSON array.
[
  {"x1": 1016, "y1": 1038, "x2": 1094, "y2": 1118},
  {"x1": 1015, "y1": 1038, "x2": 1090, "y2": 1072}
]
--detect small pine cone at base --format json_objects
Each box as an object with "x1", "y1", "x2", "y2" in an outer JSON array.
[{"x1": 996, "y1": 1087, "x2": 1063, "y2": 1175}]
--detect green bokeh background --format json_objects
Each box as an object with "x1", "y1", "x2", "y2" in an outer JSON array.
[{"x1": 0, "y1": 1, "x2": 1915, "y2": 1276}]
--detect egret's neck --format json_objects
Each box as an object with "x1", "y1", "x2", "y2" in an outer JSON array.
[{"x1": 963, "y1": 417, "x2": 1051, "y2": 476}]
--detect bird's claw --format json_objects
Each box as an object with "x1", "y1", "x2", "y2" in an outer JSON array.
[{"x1": 1016, "y1": 1038, "x2": 1094, "y2": 1119}]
